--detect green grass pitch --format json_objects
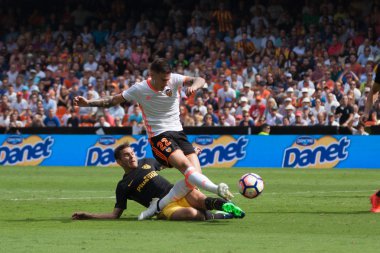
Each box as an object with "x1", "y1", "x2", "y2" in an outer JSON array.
[{"x1": 0, "y1": 166, "x2": 379, "y2": 253}]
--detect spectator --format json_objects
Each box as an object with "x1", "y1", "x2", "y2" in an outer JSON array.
[
  {"x1": 66, "y1": 109, "x2": 80, "y2": 127},
  {"x1": 128, "y1": 104, "x2": 143, "y2": 125},
  {"x1": 202, "y1": 113, "x2": 218, "y2": 126},
  {"x1": 326, "y1": 112, "x2": 339, "y2": 126},
  {"x1": 352, "y1": 122, "x2": 369, "y2": 135},
  {"x1": 258, "y1": 123, "x2": 271, "y2": 135},
  {"x1": 43, "y1": 108, "x2": 60, "y2": 127},
  {"x1": 335, "y1": 95, "x2": 354, "y2": 127},
  {"x1": 239, "y1": 111, "x2": 255, "y2": 127},
  {"x1": 266, "y1": 106, "x2": 283, "y2": 126},
  {"x1": 11, "y1": 92, "x2": 28, "y2": 114},
  {"x1": 94, "y1": 115, "x2": 111, "y2": 127},
  {"x1": 191, "y1": 97, "x2": 207, "y2": 116},
  {"x1": 217, "y1": 80, "x2": 236, "y2": 109}
]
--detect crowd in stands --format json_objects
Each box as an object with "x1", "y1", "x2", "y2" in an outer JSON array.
[{"x1": 0, "y1": 0, "x2": 379, "y2": 135}]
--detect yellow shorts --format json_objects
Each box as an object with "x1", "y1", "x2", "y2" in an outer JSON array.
[{"x1": 157, "y1": 197, "x2": 191, "y2": 220}]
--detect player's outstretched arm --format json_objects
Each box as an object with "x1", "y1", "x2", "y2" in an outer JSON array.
[
  {"x1": 184, "y1": 76, "x2": 206, "y2": 96},
  {"x1": 74, "y1": 94, "x2": 125, "y2": 108},
  {"x1": 72, "y1": 208, "x2": 124, "y2": 220}
]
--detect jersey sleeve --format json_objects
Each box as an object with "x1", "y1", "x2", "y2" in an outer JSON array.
[
  {"x1": 171, "y1": 73, "x2": 187, "y2": 89},
  {"x1": 114, "y1": 182, "x2": 128, "y2": 210},
  {"x1": 121, "y1": 84, "x2": 139, "y2": 102}
]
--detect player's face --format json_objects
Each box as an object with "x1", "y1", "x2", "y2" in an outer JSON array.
[
  {"x1": 152, "y1": 72, "x2": 170, "y2": 91},
  {"x1": 119, "y1": 147, "x2": 138, "y2": 169}
]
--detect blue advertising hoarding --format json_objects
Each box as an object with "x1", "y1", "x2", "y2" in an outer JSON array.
[{"x1": 0, "y1": 134, "x2": 378, "y2": 169}]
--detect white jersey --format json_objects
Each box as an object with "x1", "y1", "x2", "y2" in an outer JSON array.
[{"x1": 122, "y1": 73, "x2": 185, "y2": 138}]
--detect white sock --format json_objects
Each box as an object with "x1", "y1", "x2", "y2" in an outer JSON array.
[
  {"x1": 184, "y1": 167, "x2": 218, "y2": 194},
  {"x1": 158, "y1": 179, "x2": 193, "y2": 211}
]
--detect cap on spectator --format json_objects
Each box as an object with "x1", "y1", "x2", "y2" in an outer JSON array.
[
  {"x1": 368, "y1": 56, "x2": 375, "y2": 62},
  {"x1": 365, "y1": 87, "x2": 371, "y2": 92},
  {"x1": 295, "y1": 110, "x2": 302, "y2": 116},
  {"x1": 235, "y1": 114, "x2": 243, "y2": 120},
  {"x1": 46, "y1": 66, "x2": 54, "y2": 72},
  {"x1": 256, "y1": 96, "x2": 262, "y2": 101},
  {"x1": 244, "y1": 82, "x2": 251, "y2": 88},
  {"x1": 285, "y1": 105, "x2": 294, "y2": 110},
  {"x1": 17, "y1": 91, "x2": 22, "y2": 96},
  {"x1": 84, "y1": 67, "x2": 92, "y2": 72},
  {"x1": 31, "y1": 86, "x2": 40, "y2": 93},
  {"x1": 302, "y1": 87, "x2": 309, "y2": 93},
  {"x1": 203, "y1": 83, "x2": 208, "y2": 89},
  {"x1": 285, "y1": 97, "x2": 292, "y2": 102},
  {"x1": 258, "y1": 81, "x2": 266, "y2": 86},
  {"x1": 328, "y1": 112, "x2": 335, "y2": 117},
  {"x1": 240, "y1": 96, "x2": 248, "y2": 103},
  {"x1": 303, "y1": 105, "x2": 309, "y2": 110},
  {"x1": 302, "y1": 97, "x2": 311, "y2": 103},
  {"x1": 285, "y1": 73, "x2": 292, "y2": 78},
  {"x1": 30, "y1": 69, "x2": 37, "y2": 73},
  {"x1": 225, "y1": 97, "x2": 232, "y2": 103},
  {"x1": 286, "y1": 87, "x2": 294, "y2": 93},
  {"x1": 22, "y1": 85, "x2": 29, "y2": 91}
]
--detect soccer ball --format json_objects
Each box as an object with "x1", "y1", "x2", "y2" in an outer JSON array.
[{"x1": 238, "y1": 173, "x2": 264, "y2": 199}]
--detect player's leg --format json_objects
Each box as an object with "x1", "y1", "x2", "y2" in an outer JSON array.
[
  {"x1": 172, "y1": 131, "x2": 233, "y2": 199},
  {"x1": 157, "y1": 196, "x2": 232, "y2": 220},
  {"x1": 138, "y1": 133, "x2": 232, "y2": 220},
  {"x1": 150, "y1": 132, "x2": 233, "y2": 199},
  {"x1": 185, "y1": 189, "x2": 245, "y2": 218},
  {"x1": 170, "y1": 208, "x2": 234, "y2": 220},
  {"x1": 370, "y1": 190, "x2": 380, "y2": 213},
  {"x1": 170, "y1": 207, "x2": 206, "y2": 221}
]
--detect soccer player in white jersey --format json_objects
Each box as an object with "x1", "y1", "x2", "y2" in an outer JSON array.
[{"x1": 74, "y1": 58, "x2": 234, "y2": 220}]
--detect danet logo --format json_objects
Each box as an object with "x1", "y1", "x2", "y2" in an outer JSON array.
[
  {"x1": 282, "y1": 136, "x2": 350, "y2": 168},
  {"x1": 86, "y1": 136, "x2": 148, "y2": 166},
  {"x1": 0, "y1": 135, "x2": 54, "y2": 166},
  {"x1": 194, "y1": 135, "x2": 248, "y2": 167}
]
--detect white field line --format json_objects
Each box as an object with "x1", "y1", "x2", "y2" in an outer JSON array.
[
  {"x1": 7, "y1": 196, "x2": 115, "y2": 201},
  {"x1": 2, "y1": 189, "x2": 375, "y2": 201}
]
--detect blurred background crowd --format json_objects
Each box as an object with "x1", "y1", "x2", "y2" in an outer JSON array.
[{"x1": 0, "y1": 0, "x2": 379, "y2": 135}]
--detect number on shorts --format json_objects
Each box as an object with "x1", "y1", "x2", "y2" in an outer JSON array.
[{"x1": 157, "y1": 138, "x2": 172, "y2": 151}]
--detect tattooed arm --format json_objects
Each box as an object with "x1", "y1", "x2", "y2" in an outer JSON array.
[
  {"x1": 183, "y1": 76, "x2": 206, "y2": 96},
  {"x1": 74, "y1": 94, "x2": 126, "y2": 108}
]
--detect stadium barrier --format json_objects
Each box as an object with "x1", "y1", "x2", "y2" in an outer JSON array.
[
  {"x1": 0, "y1": 125, "x2": 359, "y2": 135},
  {"x1": 0, "y1": 127, "x2": 379, "y2": 168}
]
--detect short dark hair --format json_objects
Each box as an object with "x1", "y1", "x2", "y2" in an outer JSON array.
[
  {"x1": 261, "y1": 123, "x2": 270, "y2": 131},
  {"x1": 114, "y1": 142, "x2": 131, "y2": 160},
  {"x1": 149, "y1": 58, "x2": 171, "y2": 74}
]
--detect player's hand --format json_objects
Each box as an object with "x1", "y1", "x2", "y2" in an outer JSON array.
[
  {"x1": 73, "y1": 96, "x2": 89, "y2": 107},
  {"x1": 185, "y1": 86, "x2": 196, "y2": 97},
  {"x1": 194, "y1": 146, "x2": 202, "y2": 155},
  {"x1": 72, "y1": 212, "x2": 91, "y2": 220}
]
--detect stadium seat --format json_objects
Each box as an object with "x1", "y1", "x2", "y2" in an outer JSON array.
[{"x1": 56, "y1": 106, "x2": 67, "y2": 119}]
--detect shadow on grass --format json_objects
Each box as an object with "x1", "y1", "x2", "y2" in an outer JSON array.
[
  {"x1": 253, "y1": 210, "x2": 370, "y2": 214},
  {"x1": 3, "y1": 217, "x2": 235, "y2": 224},
  {"x1": 3, "y1": 217, "x2": 139, "y2": 223}
]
